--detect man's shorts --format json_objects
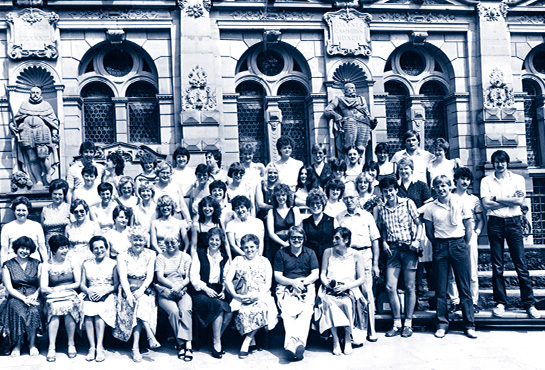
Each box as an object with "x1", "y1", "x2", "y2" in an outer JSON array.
[{"x1": 386, "y1": 249, "x2": 419, "y2": 270}]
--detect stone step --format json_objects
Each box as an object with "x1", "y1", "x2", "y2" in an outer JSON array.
[
  {"x1": 479, "y1": 289, "x2": 545, "y2": 296},
  {"x1": 376, "y1": 309, "x2": 545, "y2": 324},
  {"x1": 478, "y1": 244, "x2": 545, "y2": 251},
  {"x1": 478, "y1": 270, "x2": 545, "y2": 277}
]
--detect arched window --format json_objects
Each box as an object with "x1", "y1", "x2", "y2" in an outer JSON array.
[
  {"x1": 384, "y1": 80, "x2": 409, "y2": 154},
  {"x1": 127, "y1": 81, "x2": 159, "y2": 144},
  {"x1": 79, "y1": 42, "x2": 159, "y2": 144},
  {"x1": 420, "y1": 81, "x2": 447, "y2": 150},
  {"x1": 236, "y1": 81, "x2": 266, "y2": 164},
  {"x1": 81, "y1": 82, "x2": 115, "y2": 144},
  {"x1": 524, "y1": 79, "x2": 542, "y2": 167},
  {"x1": 278, "y1": 81, "x2": 309, "y2": 162},
  {"x1": 235, "y1": 43, "x2": 311, "y2": 163}
]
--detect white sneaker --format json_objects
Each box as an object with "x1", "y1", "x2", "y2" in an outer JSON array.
[
  {"x1": 527, "y1": 306, "x2": 541, "y2": 319},
  {"x1": 492, "y1": 304, "x2": 505, "y2": 317}
]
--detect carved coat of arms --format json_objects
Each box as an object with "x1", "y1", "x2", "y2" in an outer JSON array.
[{"x1": 182, "y1": 66, "x2": 217, "y2": 111}]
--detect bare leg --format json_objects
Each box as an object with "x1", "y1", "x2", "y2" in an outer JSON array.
[
  {"x1": 48, "y1": 316, "x2": 60, "y2": 350},
  {"x1": 344, "y1": 327, "x2": 352, "y2": 354},
  {"x1": 85, "y1": 317, "x2": 96, "y2": 360},
  {"x1": 212, "y1": 315, "x2": 223, "y2": 352},
  {"x1": 330, "y1": 327, "x2": 341, "y2": 356},
  {"x1": 142, "y1": 321, "x2": 160, "y2": 348},
  {"x1": 240, "y1": 329, "x2": 258, "y2": 353},
  {"x1": 95, "y1": 317, "x2": 106, "y2": 351},
  {"x1": 132, "y1": 321, "x2": 143, "y2": 359},
  {"x1": 64, "y1": 315, "x2": 76, "y2": 347}
]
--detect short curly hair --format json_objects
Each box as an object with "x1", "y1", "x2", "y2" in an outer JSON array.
[
  {"x1": 306, "y1": 188, "x2": 327, "y2": 208},
  {"x1": 70, "y1": 198, "x2": 89, "y2": 214},
  {"x1": 231, "y1": 195, "x2": 252, "y2": 210},
  {"x1": 241, "y1": 233, "x2": 260, "y2": 249},
  {"x1": 89, "y1": 235, "x2": 109, "y2": 251},
  {"x1": 128, "y1": 226, "x2": 150, "y2": 245},
  {"x1": 117, "y1": 176, "x2": 135, "y2": 195},
  {"x1": 49, "y1": 179, "x2": 69, "y2": 198},
  {"x1": 324, "y1": 179, "x2": 346, "y2": 199},
  {"x1": 11, "y1": 196, "x2": 32, "y2": 212},
  {"x1": 12, "y1": 236, "x2": 37, "y2": 254},
  {"x1": 156, "y1": 195, "x2": 175, "y2": 216}
]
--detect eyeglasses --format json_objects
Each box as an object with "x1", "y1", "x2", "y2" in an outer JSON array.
[
  {"x1": 333, "y1": 235, "x2": 344, "y2": 240},
  {"x1": 73, "y1": 209, "x2": 86, "y2": 214},
  {"x1": 290, "y1": 236, "x2": 304, "y2": 241}
]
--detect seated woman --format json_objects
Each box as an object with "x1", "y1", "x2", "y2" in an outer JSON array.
[
  {"x1": 103, "y1": 204, "x2": 132, "y2": 258},
  {"x1": 191, "y1": 196, "x2": 222, "y2": 256},
  {"x1": 2, "y1": 236, "x2": 42, "y2": 358},
  {"x1": 225, "y1": 234, "x2": 278, "y2": 359},
  {"x1": 190, "y1": 227, "x2": 232, "y2": 359},
  {"x1": 266, "y1": 184, "x2": 301, "y2": 263},
  {"x1": 155, "y1": 234, "x2": 193, "y2": 361},
  {"x1": 41, "y1": 235, "x2": 83, "y2": 362},
  {"x1": 116, "y1": 176, "x2": 139, "y2": 209},
  {"x1": 65, "y1": 199, "x2": 100, "y2": 267},
  {"x1": 274, "y1": 226, "x2": 319, "y2": 361},
  {"x1": 80, "y1": 236, "x2": 118, "y2": 362},
  {"x1": 151, "y1": 195, "x2": 190, "y2": 254},
  {"x1": 226, "y1": 195, "x2": 264, "y2": 258},
  {"x1": 314, "y1": 227, "x2": 367, "y2": 356},
  {"x1": 114, "y1": 227, "x2": 160, "y2": 363}
]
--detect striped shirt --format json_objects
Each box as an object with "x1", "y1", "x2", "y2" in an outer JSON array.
[{"x1": 377, "y1": 196, "x2": 419, "y2": 244}]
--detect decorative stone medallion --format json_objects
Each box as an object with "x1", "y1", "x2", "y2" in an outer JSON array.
[
  {"x1": 324, "y1": 9, "x2": 372, "y2": 56},
  {"x1": 6, "y1": 8, "x2": 58, "y2": 59},
  {"x1": 182, "y1": 66, "x2": 217, "y2": 111}
]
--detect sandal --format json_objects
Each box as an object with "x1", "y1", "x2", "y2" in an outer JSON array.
[
  {"x1": 95, "y1": 348, "x2": 105, "y2": 362},
  {"x1": 86, "y1": 348, "x2": 96, "y2": 362},
  {"x1": 46, "y1": 349, "x2": 56, "y2": 362},
  {"x1": 148, "y1": 338, "x2": 161, "y2": 350},
  {"x1": 68, "y1": 345, "x2": 77, "y2": 359},
  {"x1": 183, "y1": 348, "x2": 193, "y2": 362},
  {"x1": 178, "y1": 347, "x2": 185, "y2": 359},
  {"x1": 132, "y1": 349, "x2": 142, "y2": 363},
  {"x1": 29, "y1": 347, "x2": 39, "y2": 357}
]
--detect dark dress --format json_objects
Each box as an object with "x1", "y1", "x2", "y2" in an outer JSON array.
[
  {"x1": 256, "y1": 181, "x2": 274, "y2": 221},
  {"x1": 192, "y1": 248, "x2": 231, "y2": 327},
  {"x1": 266, "y1": 207, "x2": 296, "y2": 263},
  {"x1": 398, "y1": 180, "x2": 432, "y2": 208},
  {"x1": 312, "y1": 162, "x2": 333, "y2": 188},
  {"x1": 302, "y1": 214, "x2": 334, "y2": 266},
  {"x1": 2, "y1": 258, "x2": 42, "y2": 348}
]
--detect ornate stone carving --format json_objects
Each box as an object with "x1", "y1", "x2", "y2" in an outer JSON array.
[
  {"x1": 477, "y1": 1, "x2": 509, "y2": 21},
  {"x1": 332, "y1": 62, "x2": 368, "y2": 88},
  {"x1": 6, "y1": 9, "x2": 59, "y2": 59},
  {"x1": 14, "y1": 0, "x2": 43, "y2": 7},
  {"x1": 68, "y1": 9, "x2": 161, "y2": 20},
  {"x1": 106, "y1": 29, "x2": 126, "y2": 44},
  {"x1": 410, "y1": 31, "x2": 428, "y2": 45},
  {"x1": 516, "y1": 15, "x2": 545, "y2": 24},
  {"x1": 177, "y1": 0, "x2": 211, "y2": 18},
  {"x1": 376, "y1": 12, "x2": 456, "y2": 22},
  {"x1": 324, "y1": 9, "x2": 372, "y2": 56},
  {"x1": 96, "y1": 142, "x2": 166, "y2": 163},
  {"x1": 182, "y1": 66, "x2": 217, "y2": 111},
  {"x1": 263, "y1": 30, "x2": 282, "y2": 45},
  {"x1": 230, "y1": 10, "x2": 313, "y2": 21},
  {"x1": 483, "y1": 68, "x2": 516, "y2": 121}
]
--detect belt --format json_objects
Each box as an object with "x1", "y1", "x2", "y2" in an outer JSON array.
[
  {"x1": 489, "y1": 215, "x2": 521, "y2": 221},
  {"x1": 351, "y1": 246, "x2": 371, "y2": 251}
]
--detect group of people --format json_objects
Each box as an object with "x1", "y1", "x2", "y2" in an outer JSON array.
[{"x1": 0, "y1": 132, "x2": 539, "y2": 363}]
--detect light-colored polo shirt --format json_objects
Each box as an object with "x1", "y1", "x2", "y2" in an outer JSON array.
[
  {"x1": 480, "y1": 171, "x2": 525, "y2": 218},
  {"x1": 423, "y1": 194, "x2": 471, "y2": 239},
  {"x1": 335, "y1": 208, "x2": 380, "y2": 248},
  {"x1": 391, "y1": 149, "x2": 434, "y2": 183}
]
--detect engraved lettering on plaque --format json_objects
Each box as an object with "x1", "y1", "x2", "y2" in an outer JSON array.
[
  {"x1": 7, "y1": 8, "x2": 59, "y2": 59},
  {"x1": 324, "y1": 9, "x2": 372, "y2": 56}
]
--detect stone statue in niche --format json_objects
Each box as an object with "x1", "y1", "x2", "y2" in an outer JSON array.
[
  {"x1": 325, "y1": 82, "x2": 377, "y2": 158},
  {"x1": 9, "y1": 86, "x2": 59, "y2": 187}
]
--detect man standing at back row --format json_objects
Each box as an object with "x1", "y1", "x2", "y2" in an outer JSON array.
[{"x1": 480, "y1": 150, "x2": 540, "y2": 319}]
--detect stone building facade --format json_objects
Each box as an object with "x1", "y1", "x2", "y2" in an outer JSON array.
[{"x1": 0, "y1": 0, "x2": 544, "y2": 237}]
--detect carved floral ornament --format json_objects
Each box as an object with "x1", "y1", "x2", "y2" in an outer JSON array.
[
  {"x1": 477, "y1": 1, "x2": 509, "y2": 21},
  {"x1": 182, "y1": 66, "x2": 217, "y2": 111},
  {"x1": 177, "y1": 0, "x2": 211, "y2": 18},
  {"x1": 484, "y1": 68, "x2": 514, "y2": 109}
]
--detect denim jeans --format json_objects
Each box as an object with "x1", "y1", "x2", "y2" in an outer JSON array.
[
  {"x1": 487, "y1": 216, "x2": 534, "y2": 308},
  {"x1": 434, "y1": 237, "x2": 474, "y2": 330}
]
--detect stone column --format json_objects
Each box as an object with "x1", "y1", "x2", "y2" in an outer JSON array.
[{"x1": 112, "y1": 97, "x2": 128, "y2": 143}]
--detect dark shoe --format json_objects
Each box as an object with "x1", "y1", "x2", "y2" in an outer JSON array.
[
  {"x1": 385, "y1": 326, "x2": 402, "y2": 337},
  {"x1": 211, "y1": 347, "x2": 223, "y2": 359},
  {"x1": 473, "y1": 304, "x2": 480, "y2": 314},
  {"x1": 294, "y1": 344, "x2": 305, "y2": 361},
  {"x1": 465, "y1": 329, "x2": 478, "y2": 339},
  {"x1": 239, "y1": 350, "x2": 249, "y2": 359},
  {"x1": 401, "y1": 326, "x2": 413, "y2": 338},
  {"x1": 366, "y1": 335, "x2": 378, "y2": 343}
]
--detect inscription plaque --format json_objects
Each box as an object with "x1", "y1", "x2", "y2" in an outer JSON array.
[
  {"x1": 7, "y1": 8, "x2": 59, "y2": 59},
  {"x1": 324, "y1": 9, "x2": 372, "y2": 56}
]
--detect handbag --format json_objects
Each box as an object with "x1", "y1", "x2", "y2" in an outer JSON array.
[
  {"x1": 154, "y1": 253, "x2": 187, "y2": 300},
  {"x1": 232, "y1": 272, "x2": 248, "y2": 295}
]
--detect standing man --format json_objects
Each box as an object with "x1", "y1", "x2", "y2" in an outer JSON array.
[
  {"x1": 424, "y1": 175, "x2": 476, "y2": 339},
  {"x1": 336, "y1": 187, "x2": 380, "y2": 342},
  {"x1": 66, "y1": 141, "x2": 104, "y2": 205},
  {"x1": 391, "y1": 130, "x2": 434, "y2": 183},
  {"x1": 480, "y1": 150, "x2": 540, "y2": 319},
  {"x1": 274, "y1": 226, "x2": 319, "y2": 361},
  {"x1": 377, "y1": 177, "x2": 423, "y2": 338}
]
